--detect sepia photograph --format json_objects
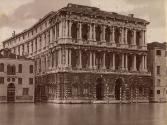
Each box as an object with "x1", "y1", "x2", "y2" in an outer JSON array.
[{"x1": 0, "y1": 0, "x2": 167, "y2": 125}]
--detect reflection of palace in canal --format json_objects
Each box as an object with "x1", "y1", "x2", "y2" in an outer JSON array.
[{"x1": 2, "y1": 3, "x2": 152, "y2": 103}]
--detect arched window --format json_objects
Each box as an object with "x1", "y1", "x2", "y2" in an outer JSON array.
[
  {"x1": 0, "y1": 63, "x2": 4, "y2": 72},
  {"x1": 96, "y1": 25, "x2": 101, "y2": 42},
  {"x1": 105, "y1": 27, "x2": 110, "y2": 43},
  {"x1": 136, "y1": 31, "x2": 141, "y2": 46},
  {"x1": 82, "y1": 24, "x2": 89, "y2": 41},
  {"x1": 71, "y1": 50, "x2": 78, "y2": 68},
  {"x1": 127, "y1": 30, "x2": 133, "y2": 45},
  {"x1": 71, "y1": 22, "x2": 78, "y2": 40},
  {"x1": 115, "y1": 28, "x2": 121, "y2": 44},
  {"x1": 72, "y1": 83, "x2": 78, "y2": 97}
]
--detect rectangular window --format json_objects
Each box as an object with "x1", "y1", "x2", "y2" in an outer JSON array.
[
  {"x1": 0, "y1": 63, "x2": 4, "y2": 72},
  {"x1": 30, "y1": 65, "x2": 33, "y2": 73},
  {"x1": 18, "y1": 64, "x2": 22, "y2": 73},
  {"x1": 165, "y1": 51, "x2": 167, "y2": 57},
  {"x1": 29, "y1": 78, "x2": 33, "y2": 85},
  {"x1": 156, "y1": 50, "x2": 161, "y2": 56},
  {"x1": 157, "y1": 79, "x2": 160, "y2": 86},
  {"x1": 0, "y1": 77, "x2": 4, "y2": 84},
  {"x1": 157, "y1": 66, "x2": 160, "y2": 75},
  {"x1": 157, "y1": 90, "x2": 160, "y2": 94},
  {"x1": 18, "y1": 78, "x2": 22, "y2": 84},
  {"x1": 23, "y1": 88, "x2": 29, "y2": 95}
]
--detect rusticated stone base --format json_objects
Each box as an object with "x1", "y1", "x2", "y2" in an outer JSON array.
[{"x1": 35, "y1": 72, "x2": 152, "y2": 103}]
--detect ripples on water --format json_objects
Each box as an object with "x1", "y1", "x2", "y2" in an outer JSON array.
[{"x1": 0, "y1": 103, "x2": 167, "y2": 125}]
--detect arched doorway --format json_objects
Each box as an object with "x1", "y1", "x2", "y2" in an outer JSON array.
[
  {"x1": 115, "y1": 78, "x2": 123, "y2": 100},
  {"x1": 96, "y1": 77, "x2": 104, "y2": 100},
  {"x1": 7, "y1": 83, "x2": 15, "y2": 102}
]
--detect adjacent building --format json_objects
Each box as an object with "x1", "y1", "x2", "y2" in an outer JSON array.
[
  {"x1": 0, "y1": 49, "x2": 35, "y2": 103},
  {"x1": 148, "y1": 42, "x2": 167, "y2": 102},
  {"x1": 2, "y1": 3, "x2": 152, "y2": 103}
]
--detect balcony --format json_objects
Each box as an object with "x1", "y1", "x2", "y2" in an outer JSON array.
[{"x1": 57, "y1": 38, "x2": 147, "y2": 51}]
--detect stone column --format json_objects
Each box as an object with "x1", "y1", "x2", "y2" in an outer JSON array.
[
  {"x1": 133, "y1": 54, "x2": 137, "y2": 71},
  {"x1": 50, "y1": 27, "x2": 53, "y2": 43},
  {"x1": 79, "y1": 22, "x2": 82, "y2": 39},
  {"x1": 69, "y1": 49, "x2": 72, "y2": 67},
  {"x1": 89, "y1": 24, "x2": 92, "y2": 40},
  {"x1": 142, "y1": 30, "x2": 145, "y2": 46},
  {"x1": 54, "y1": 25, "x2": 57, "y2": 40},
  {"x1": 19, "y1": 45, "x2": 22, "y2": 56},
  {"x1": 93, "y1": 52, "x2": 96, "y2": 69},
  {"x1": 102, "y1": 52, "x2": 106, "y2": 69},
  {"x1": 125, "y1": 28, "x2": 128, "y2": 44},
  {"x1": 69, "y1": 21, "x2": 72, "y2": 38},
  {"x1": 144, "y1": 55, "x2": 147, "y2": 71},
  {"x1": 125, "y1": 54, "x2": 128, "y2": 70},
  {"x1": 141, "y1": 55, "x2": 145, "y2": 71},
  {"x1": 24, "y1": 43, "x2": 28, "y2": 55},
  {"x1": 58, "y1": 49, "x2": 62, "y2": 68},
  {"x1": 144, "y1": 30, "x2": 146, "y2": 45},
  {"x1": 65, "y1": 49, "x2": 69, "y2": 67},
  {"x1": 112, "y1": 53, "x2": 115, "y2": 70},
  {"x1": 78, "y1": 50, "x2": 82, "y2": 68},
  {"x1": 133, "y1": 30, "x2": 136, "y2": 45},
  {"x1": 102, "y1": 25, "x2": 106, "y2": 42},
  {"x1": 33, "y1": 40, "x2": 35, "y2": 53},
  {"x1": 122, "y1": 53, "x2": 125, "y2": 70},
  {"x1": 112, "y1": 27, "x2": 115, "y2": 44},
  {"x1": 89, "y1": 51, "x2": 92, "y2": 69},
  {"x1": 93, "y1": 24, "x2": 96, "y2": 41},
  {"x1": 121, "y1": 28, "x2": 124, "y2": 44},
  {"x1": 65, "y1": 20, "x2": 68, "y2": 38}
]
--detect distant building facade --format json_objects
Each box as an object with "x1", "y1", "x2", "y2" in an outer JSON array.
[
  {"x1": 2, "y1": 4, "x2": 151, "y2": 103},
  {"x1": 0, "y1": 49, "x2": 34, "y2": 103},
  {"x1": 148, "y1": 42, "x2": 167, "y2": 102}
]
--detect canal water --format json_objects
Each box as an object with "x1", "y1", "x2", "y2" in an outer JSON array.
[{"x1": 0, "y1": 103, "x2": 167, "y2": 125}]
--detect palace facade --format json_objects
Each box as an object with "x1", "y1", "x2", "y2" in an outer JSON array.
[
  {"x1": 0, "y1": 49, "x2": 34, "y2": 103},
  {"x1": 2, "y1": 3, "x2": 152, "y2": 103}
]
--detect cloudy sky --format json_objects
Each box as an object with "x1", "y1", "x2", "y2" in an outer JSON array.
[{"x1": 0, "y1": 0, "x2": 166, "y2": 45}]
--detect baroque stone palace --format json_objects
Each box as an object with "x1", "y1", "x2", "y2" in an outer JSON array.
[{"x1": 2, "y1": 3, "x2": 152, "y2": 103}]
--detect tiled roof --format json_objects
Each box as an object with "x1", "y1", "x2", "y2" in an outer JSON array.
[
  {"x1": 0, "y1": 48, "x2": 33, "y2": 60},
  {"x1": 147, "y1": 42, "x2": 166, "y2": 50}
]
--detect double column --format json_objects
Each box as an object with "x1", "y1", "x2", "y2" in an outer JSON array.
[{"x1": 142, "y1": 55, "x2": 147, "y2": 71}]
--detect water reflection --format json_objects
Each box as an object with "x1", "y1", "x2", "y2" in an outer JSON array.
[{"x1": 0, "y1": 103, "x2": 167, "y2": 125}]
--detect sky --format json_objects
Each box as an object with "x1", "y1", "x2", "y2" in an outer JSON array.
[{"x1": 0, "y1": 0, "x2": 166, "y2": 45}]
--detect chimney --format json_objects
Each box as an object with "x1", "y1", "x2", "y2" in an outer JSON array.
[
  {"x1": 128, "y1": 14, "x2": 134, "y2": 18},
  {"x1": 12, "y1": 31, "x2": 16, "y2": 37}
]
